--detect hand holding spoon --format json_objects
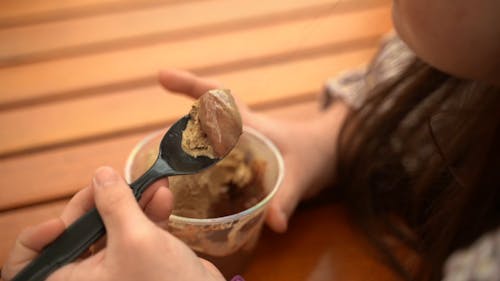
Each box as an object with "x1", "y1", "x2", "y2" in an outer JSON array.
[{"x1": 12, "y1": 89, "x2": 242, "y2": 281}]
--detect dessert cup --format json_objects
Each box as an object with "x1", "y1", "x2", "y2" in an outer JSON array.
[{"x1": 125, "y1": 126, "x2": 284, "y2": 278}]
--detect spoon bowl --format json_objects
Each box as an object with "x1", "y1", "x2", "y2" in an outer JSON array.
[{"x1": 160, "y1": 115, "x2": 218, "y2": 173}]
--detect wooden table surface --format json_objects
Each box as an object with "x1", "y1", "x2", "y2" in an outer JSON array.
[{"x1": 0, "y1": 0, "x2": 396, "y2": 280}]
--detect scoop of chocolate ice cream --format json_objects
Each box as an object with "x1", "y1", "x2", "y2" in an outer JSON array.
[
  {"x1": 169, "y1": 147, "x2": 266, "y2": 218},
  {"x1": 182, "y1": 89, "x2": 242, "y2": 158}
]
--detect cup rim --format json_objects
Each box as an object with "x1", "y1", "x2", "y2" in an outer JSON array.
[{"x1": 124, "y1": 126, "x2": 285, "y2": 226}]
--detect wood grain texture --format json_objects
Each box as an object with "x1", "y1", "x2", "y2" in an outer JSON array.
[
  {"x1": 0, "y1": 100, "x2": 319, "y2": 211},
  {"x1": 0, "y1": 48, "x2": 377, "y2": 158},
  {"x1": 0, "y1": 0, "x2": 387, "y2": 63},
  {"x1": 0, "y1": 0, "x2": 192, "y2": 28},
  {"x1": 0, "y1": 5, "x2": 391, "y2": 108}
]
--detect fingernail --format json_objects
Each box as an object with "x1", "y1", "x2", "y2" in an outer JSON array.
[{"x1": 93, "y1": 167, "x2": 119, "y2": 188}]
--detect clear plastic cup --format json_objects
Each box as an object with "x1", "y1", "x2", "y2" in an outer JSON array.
[{"x1": 124, "y1": 127, "x2": 284, "y2": 278}]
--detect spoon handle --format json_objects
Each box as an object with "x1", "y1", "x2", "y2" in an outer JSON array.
[
  {"x1": 130, "y1": 158, "x2": 173, "y2": 199},
  {"x1": 11, "y1": 208, "x2": 104, "y2": 281},
  {"x1": 11, "y1": 160, "x2": 172, "y2": 281}
]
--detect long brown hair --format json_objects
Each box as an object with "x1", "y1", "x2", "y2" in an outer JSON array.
[{"x1": 336, "y1": 59, "x2": 500, "y2": 280}]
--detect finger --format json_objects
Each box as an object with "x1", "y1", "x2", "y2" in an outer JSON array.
[
  {"x1": 158, "y1": 68, "x2": 259, "y2": 128},
  {"x1": 60, "y1": 185, "x2": 94, "y2": 226},
  {"x1": 46, "y1": 262, "x2": 77, "y2": 281},
  {"x1": 199, "y1": 258, "x2": 225, "y2": 279},
  {"x1": 2, "y1": 219, "x2": 65, "y2": 280},
  {"x1": 158, "y1": 69, "x2": 221, "y2": 98},
  {"x1": 17, "y1": 219, "x2": 65, "y2": 252},
  {"x1": 264, "y1": 164, "x2": 302, "y2": 233},
  {"x1": 61, "y1": 168, "x2": 166, "y2": 226},
  {"x1": 143, "y1": 186, "x2": 174, "y2": 223},
  {"x1": 138, "y1": 178, "x2": 168, "y2": 209},
  {"x1": 92, "y1": 167, "x2": 150, "y2": 245},
  {"x1": 265, "y1": 202, "x2": 288, "y2": 233}
]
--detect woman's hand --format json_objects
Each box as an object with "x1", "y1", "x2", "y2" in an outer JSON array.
[
  {"x1": 2, "y1": 167, "x2": 224, "y2": 281},
  {"x1": 159, "y1": 69, "x2": 348, "y2": 233}
]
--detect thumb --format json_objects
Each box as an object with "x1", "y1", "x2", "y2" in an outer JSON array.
[
  {"x1": 265, "y1": 160, "x2": 305, "y2": 233},
  {"x1": 92, "y1": 167, "x2": 149, "y2": 243},
  {"x1": 158, "y1": 69, "x2": 221, "y2": 98}
]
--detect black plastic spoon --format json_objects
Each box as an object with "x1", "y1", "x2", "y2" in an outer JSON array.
[{"x1": 12, "y1": 115, "x2": 222, "y2": 281}]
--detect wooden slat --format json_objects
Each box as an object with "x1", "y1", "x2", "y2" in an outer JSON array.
[
  {"x1": 0, "y1": 5, "x2": 392, "y2": 108},
  {"x1": 0, "y1": 100, "x2": 319, "y2": 211},
  {"x1": 0, "y1": 100, "x2": 319, "y2": 264},
  {"x1": 0, "y1": 0, "x2": 384, "y2": 63},
  {"x1": 0, "y1": 47, "x2": 377, "y2": 158},
  {"x1": 0, "y1": 0, "x2": 184, "y2": 27},
  {"x1": 0, "y1": 132, "x2": 146, "y2": 211}
]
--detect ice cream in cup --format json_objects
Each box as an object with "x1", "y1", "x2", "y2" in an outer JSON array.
[{"x1": 125, "y1": 91, "x2": 284, "y2": 278}]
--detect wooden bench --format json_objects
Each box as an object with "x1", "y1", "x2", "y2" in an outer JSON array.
[{"x1": 0, "y1": 0, "x2": 396, "y2": 279}]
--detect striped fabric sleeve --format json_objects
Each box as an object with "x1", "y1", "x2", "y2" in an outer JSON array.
[
  {"x1": 443, "y1": 228, "x2": 500, "y2": 281},
  {"x1": 322, "y1": 33, "x2": 414, "y2": 110}
]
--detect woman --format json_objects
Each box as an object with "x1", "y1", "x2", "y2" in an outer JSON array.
[{"x1": 3, "y1": 0, "x2": 499, "y2": 280}]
